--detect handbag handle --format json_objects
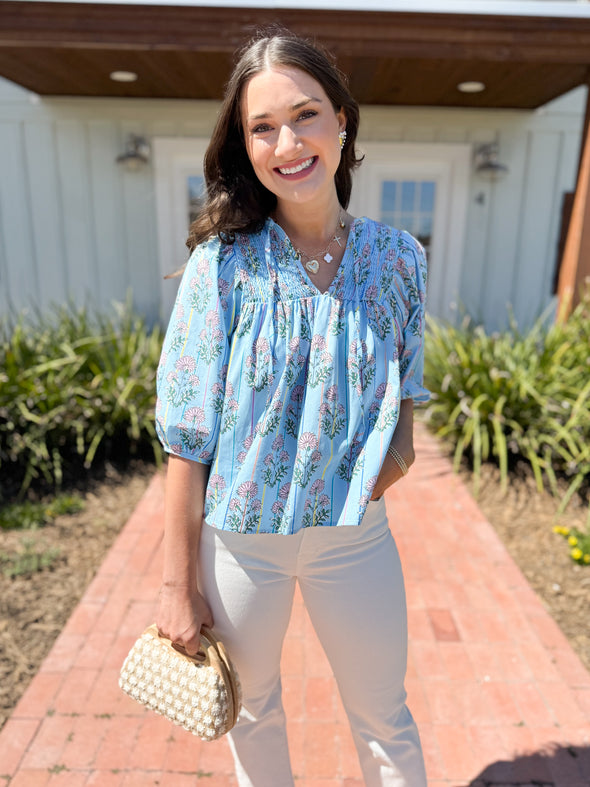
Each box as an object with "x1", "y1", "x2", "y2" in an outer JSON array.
[
  {"x1": 171, "y1": 640, "x2": 207, "y2": 662},
  {"x1": 147, "y1": 624, "x2": 207, "y2": 663}
]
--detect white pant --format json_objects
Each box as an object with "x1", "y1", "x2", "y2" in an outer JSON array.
[{"x1": 198, "y1": 497, "x2": 427, "y2": 787}]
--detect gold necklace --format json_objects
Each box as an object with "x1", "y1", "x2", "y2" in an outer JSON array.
[{"x1": 295, "y1": 212, "x2": 347, "y2": 275}]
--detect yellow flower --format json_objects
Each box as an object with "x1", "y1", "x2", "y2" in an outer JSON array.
[
  {"x1": 571, "y1": 547, "x2": 583, "y2": 561},
  {"x1": 584, "y1": 554, "x2": 590, "y2": 565},
  {"x1": 568, "y1": 536, "x2": 578, "y2": 547},
  {"x1": 553, "y1": 525, "x2": 569, "y2": 535}
]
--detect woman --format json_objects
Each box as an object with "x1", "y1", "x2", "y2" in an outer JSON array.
[{"x1": 155, "y1": 28, "x2": 429, "y2": 787}]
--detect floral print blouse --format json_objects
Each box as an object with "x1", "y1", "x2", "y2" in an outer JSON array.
[{"x1": 156, "y1": 216, "x2": 429, "y2": 535}]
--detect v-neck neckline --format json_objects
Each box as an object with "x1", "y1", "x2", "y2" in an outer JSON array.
[{"x1": 269, "y1": 216, "x2": 359, "y2": 297}]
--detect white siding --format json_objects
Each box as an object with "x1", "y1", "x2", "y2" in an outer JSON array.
[
  {"x1": 0, "y1": 121, "x2": 39, "y2": 310},
  {"x1": 0, "y1": 75, "x2": 585, "y2": 330},
  {"x1": 0, "y1": 79, "x2": 220, "y2": 322}
]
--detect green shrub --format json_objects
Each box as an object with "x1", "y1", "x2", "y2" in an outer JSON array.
[
  {"x1": 424, "y1": 292, "x2": 590, "y2": 513},
  {"x1": 0, "y1": 302, "x2": 163, "y2": 499}
]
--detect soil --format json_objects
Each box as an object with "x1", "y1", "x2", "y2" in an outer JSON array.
[
  {"x1": 0, "y1": 454, "x2": 589, "y2": 733},
  {"x1": 0, "y1": 461, "x2": 156, "y2": 731},
  {"x1": 457, "y1": 461, "x2": 590, "y2": 673}
]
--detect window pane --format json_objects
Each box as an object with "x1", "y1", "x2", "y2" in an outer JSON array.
[
  {"x1": 381, "y1": 181, "x2": 397, "y2": 213},
  {"x1": 379, "y1": 178, "x2": 436, "y2": 259},
  {"x1": 419, "y1": 182, "x2": 436, "y2": 213},
  {"x1": 400, "y1": 213, "x2": 415, "y2": 233},
  {"x1": 401, "y1": 181, "x2": 415, "y2": 213}
]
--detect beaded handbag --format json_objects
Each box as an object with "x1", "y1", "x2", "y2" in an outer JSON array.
[{"x1": 119, "y1": 624, "x2": 241, "y2": 740}]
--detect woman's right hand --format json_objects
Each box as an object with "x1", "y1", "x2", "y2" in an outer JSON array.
[
  {"x1": 158, "y1": 456, "x2": 213, "y2": 656},
  {"x1": 156, "y1": 583, "x2": 214, "y2": 657}
]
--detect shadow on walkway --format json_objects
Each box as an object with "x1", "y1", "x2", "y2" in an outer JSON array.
[{"x1": 465, "y1": 742, "x2": 590, "y2": 786}]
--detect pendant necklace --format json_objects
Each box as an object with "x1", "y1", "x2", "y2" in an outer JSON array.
[{"x1": 295, "y1": 212, "x2": 347, "y2": 275}]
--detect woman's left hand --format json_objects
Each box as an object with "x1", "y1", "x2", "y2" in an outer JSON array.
[{"x1": 371, "y1": 399, "x2": 415, "y2": 500}]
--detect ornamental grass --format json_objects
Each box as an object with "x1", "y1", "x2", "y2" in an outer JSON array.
[
  {"x1": 423, "y1": 290, "x2": 590, "y2": 521},
  {"x1": 0, "y1": 301, "x2": 163, "y2": 501}
]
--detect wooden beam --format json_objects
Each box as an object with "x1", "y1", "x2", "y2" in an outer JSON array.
[
  {"x1": 2, "y1": 2, "x2": 590, "y2": 105},
  {"x1": 2, "y1": 2, "x2": 590, "y2": 64},
  {"x1": 556, "y1": 82, "x2": 590, "y2": 321}
]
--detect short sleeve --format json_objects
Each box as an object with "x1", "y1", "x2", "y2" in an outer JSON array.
[
  {"x1": 398, "y1": 232, "x2": 430, "y2": 403},
  {"x1": 155, "y1": 237, "x2": 239, "y2": 463}
]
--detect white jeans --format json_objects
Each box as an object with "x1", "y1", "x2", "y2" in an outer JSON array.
[{"x1": 198, "y1": 498, "x2": 427, "y2": 787}]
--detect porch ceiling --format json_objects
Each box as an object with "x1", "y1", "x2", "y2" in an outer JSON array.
[{"x1": 1, "y1": 2, "x2": 590, "y2": 108}]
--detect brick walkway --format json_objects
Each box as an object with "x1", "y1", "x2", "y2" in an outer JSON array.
[{"x1": 1, "y1": 424, "x2": 589, "y2": 786}]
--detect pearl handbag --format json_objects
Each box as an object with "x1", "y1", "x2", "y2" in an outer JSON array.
[{"x1": 119, "y1": 624, "x2": 241, "y2": 740}]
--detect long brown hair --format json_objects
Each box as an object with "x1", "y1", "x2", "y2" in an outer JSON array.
[{"x1": 186, "y1": 28, "x2": 363, "y2": 254}]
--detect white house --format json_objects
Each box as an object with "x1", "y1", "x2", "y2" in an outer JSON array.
[{"x1": 0, "y1": 0, "x2": 589, "y2": 329}]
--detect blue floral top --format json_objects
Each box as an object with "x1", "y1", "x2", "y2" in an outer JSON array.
[{"x1": 156, "y1": 216, "x2": 428, "y2": 535}]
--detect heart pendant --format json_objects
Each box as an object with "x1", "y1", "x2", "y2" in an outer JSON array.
[{"x1": 305, "y1": 259, "x2": 320, "y2": 274}]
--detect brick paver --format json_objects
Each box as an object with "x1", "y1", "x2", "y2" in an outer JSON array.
[{"x1": 1, "y1": 424, "x2": 589, "y2": 786}]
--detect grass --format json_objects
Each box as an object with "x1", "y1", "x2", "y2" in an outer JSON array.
[
  {"x1": 0, "y1": 494, "x2": 84, "y2": 531},
  {"x1": 0, "y1": 538, "x2": 61, "y2": 578}
]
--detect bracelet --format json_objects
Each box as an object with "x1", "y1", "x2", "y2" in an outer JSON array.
[{"x1": 387, "y1": 444, "x2": 409, "y2": 476}]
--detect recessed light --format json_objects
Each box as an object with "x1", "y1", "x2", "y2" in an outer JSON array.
[
  {"x1": 110, "y1": 71, "x2": 138, "y2": 83},
  {"x1": 457, "y1": 81, "x2": 486, "y2": 94}
]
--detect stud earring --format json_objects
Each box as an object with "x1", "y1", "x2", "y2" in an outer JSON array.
[{"x1": 339, "y1": 130, "x2": 347, "y2": 149}]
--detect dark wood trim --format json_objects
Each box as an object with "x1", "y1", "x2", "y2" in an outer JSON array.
[
  {"x1": 2, "y1": 2, "x2": 590, "y2": 64},
  {"x1": 1, "y1": 3, "x2": 590, "y2": 106},
  {"x1": 553, "y1": 191, "x2": 575, "y2": 295}
]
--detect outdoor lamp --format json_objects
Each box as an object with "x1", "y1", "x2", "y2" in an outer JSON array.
[{"x1": 116, "y1": 134, "x2": 150, "y2": 171}]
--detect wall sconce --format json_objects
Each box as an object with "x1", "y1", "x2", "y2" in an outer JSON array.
[
  {"x1": 116, "y1": 134, "x2": 150, "y2": 171},
  {"x1": 474, "y1": 143, "x2": 509, "y2": 182}
]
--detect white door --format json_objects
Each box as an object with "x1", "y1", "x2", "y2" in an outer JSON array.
[
  {"x1": 350, "y1": 142, "x2": 470, "y2": 320},
  {"x1": 153, "y1": 138, "x2": 208, "y2": 321}
]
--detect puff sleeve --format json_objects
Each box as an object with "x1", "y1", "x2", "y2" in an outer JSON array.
[
  {"x1": 398, "y1": 231, "x2": 430, "y2": 403},
  {"x1": 155, "y1": 236, "x2": 239, "y2": 463}
]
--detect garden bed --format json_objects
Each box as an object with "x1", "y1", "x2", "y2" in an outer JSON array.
[
  {"x1": 459, "y1": 460, "x2": 590, "y2": 672},
  {"x1": 0, "y1": 461, "x2": 154, "y2": 731}
]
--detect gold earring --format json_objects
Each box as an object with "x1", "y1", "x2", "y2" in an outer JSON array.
[{"x1": 339, "y1": 130, "x2": 347, "y2": 149}]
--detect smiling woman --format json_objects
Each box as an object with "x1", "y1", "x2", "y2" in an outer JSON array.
[
  {"x1": 241, "y1": 68, "x2": 344, "y2": 211},
  {"x1": 153, "y1": 27, "x2": 429, "y2": 787},
  {"x1": 241, "y1": 66, "x2": 347, "y2": 289},
  {"x1": 184, "y1": 30, "x2": 363, "y2": 256}
]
